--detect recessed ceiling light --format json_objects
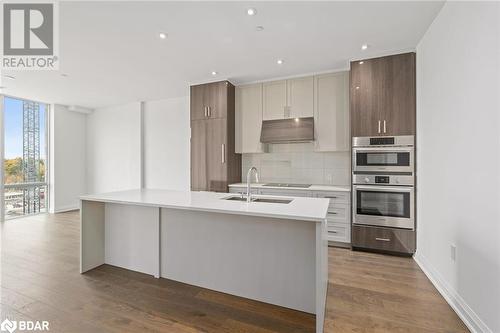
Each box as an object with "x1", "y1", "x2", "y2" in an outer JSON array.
[
  {"x1": 3, "y1": 74, "x2": 15, "y2": 80},
  {"x1": 361, "y1": 44, "x2": 369, "y2": 50},
  {"x1": 359, "y1": 61, "x2": 364, "y2": 64},
  {"x1": 255, "y1": 26, "x2": 264, "y2": 31},
  {"x1": 159, "y1": 32, "x2": 167, "y2": 39},
  {"x1": 211, "y1": 71, "x2": 217, "y2": 76},
  {"x1": 277, "y1": 59, "x2": 284, "y2": 65},
  {"x1": 61, "y1": 73, "x2": 68, "y2": 77},
  {"x1": 247, "y1": 8, "x2": 256, "y2": 16}
]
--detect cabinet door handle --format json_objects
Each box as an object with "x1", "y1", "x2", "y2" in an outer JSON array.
[
  {"x1": 207, "y1": 106, "x2": 211, "y2": 117},
  {"x1": 221, "y1": 144, "x2": 225, "y2": 164},
  {"x1": 375, "y1": 237, "x2": 391, "y2": 242},
  {"x1": 378, "y1": 120, "x2": 381, "y2": 133},
  {"x1": 383, "y1": 120, "x2": 387, "y2": 133},
  {"x1": 204, "y1": 107, "x2": 208, "y2": 117}
]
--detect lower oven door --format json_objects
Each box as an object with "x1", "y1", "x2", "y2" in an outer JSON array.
[{"x1": 353, "y1": 185, "x2": 414, "y2": 229}]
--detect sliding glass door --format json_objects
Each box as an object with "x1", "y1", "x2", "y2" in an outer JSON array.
[{"x1": 3, "y1": 96, "x2": 48, "y2": 219}]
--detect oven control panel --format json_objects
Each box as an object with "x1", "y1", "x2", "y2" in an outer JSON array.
[{"x1": 353, "y1": 174, "x2": 414, "y2": 186}]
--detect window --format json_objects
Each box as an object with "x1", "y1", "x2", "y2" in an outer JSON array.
[{"x1": 3, "y1": 96, "x2": 48, "y2": 219}]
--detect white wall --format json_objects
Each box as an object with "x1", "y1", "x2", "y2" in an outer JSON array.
[
  {"x1": 49, "y1": 105, "x2": 87, "y2": 213},
  {"x1": 415, "y1": 2, "x2": 500, "y2": 332},
  {"x1": 85, "y1": 97, "x2": 190, "y2": 193},
  {"x1": 144, "y1": 97, "x2": 190, "y2": 191},
  {"x1": 86, "y1": 102, "x2": 142, "y2": 193}
]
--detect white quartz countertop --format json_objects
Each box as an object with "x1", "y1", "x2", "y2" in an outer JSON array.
[
  {"x1": 228, "y1": 183, "x2": 351, "y2": 192},
  {"x1": 80, "y1": 189, "x2": 330, "y2": 222}
]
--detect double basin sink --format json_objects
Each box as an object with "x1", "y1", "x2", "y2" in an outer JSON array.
[{"x1": 222, "y1": 196, "x2": 293, "y2": 204}]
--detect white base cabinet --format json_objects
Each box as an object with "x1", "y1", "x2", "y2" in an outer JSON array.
[{"x1": 229, "y1": 187, "x2": 351, "y2": 244}]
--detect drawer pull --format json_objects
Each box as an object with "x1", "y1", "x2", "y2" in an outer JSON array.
[
  {"x1": 324, "y1": 196, "x2": 338, "y2": 199},
  {"x1": 375, "y1": 237, "x2": 391, "y2": 242},
  {"x1": 329, "y1": 231, "x2": 338, "y2": 234},
  {"x1": 327, "y1": 211, "x2": 338, "y2": 215}
]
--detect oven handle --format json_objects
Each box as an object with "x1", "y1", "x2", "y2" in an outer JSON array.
[
  {"x1": 352, "y1": 147, "x2": 414, "y2": 152},
  {"x1": 353, "y1": 185, "x2": 413, "y2": 193}
]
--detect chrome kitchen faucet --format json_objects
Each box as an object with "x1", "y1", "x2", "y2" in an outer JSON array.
[{"x1": 246, "y1": 167, "x2": 259, "y2": 203}]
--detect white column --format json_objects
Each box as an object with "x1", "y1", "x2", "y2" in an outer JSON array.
[{"x1": 0, "y1": 94, "x2": 4, "y2": 222}]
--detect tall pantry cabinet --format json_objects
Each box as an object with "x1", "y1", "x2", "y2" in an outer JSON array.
[{"x1": 190, "y1": 81, "x2": 241, "y2": 192}]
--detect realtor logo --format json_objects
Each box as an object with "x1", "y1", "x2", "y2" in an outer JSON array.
[{"x1": 1, "y1": 1, "x2": 59, "y2": 70}]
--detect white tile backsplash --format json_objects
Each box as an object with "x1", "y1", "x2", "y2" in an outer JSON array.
[{"x1": 241, "y1": 143, "x2": 351, "y2": 185}]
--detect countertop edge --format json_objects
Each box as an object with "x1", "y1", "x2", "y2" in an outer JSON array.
[
  {"x1": 79, "y1": 196, "x2": 328, "y2": 223},
  {"x1": 228, "y1": 183, "x2": 351, "y2": 192}
]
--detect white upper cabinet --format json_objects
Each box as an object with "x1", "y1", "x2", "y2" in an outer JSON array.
[
  {"x1": 287, "y1": 76, "x2": 314, "y2": 118},
  {"x1": 236, "y1": 72, "x2": 349, "y2": 153},
  {"x1": 262, "y1": 80, "x2": 287, "y2": 120},
  {"x1": 235, "y1": 84, "x2": 264, "y2": 153},
  {"x1": 313, "y1": 72, "x2": 350, "y2": 152}
]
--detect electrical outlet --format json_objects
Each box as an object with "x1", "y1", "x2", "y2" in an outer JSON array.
[
  {"x1": 450, "y1": 244, "x2": 456, "y2": 262},
  {"x1": 326, "y1": 173, "x2": 333, "y2": 184}
]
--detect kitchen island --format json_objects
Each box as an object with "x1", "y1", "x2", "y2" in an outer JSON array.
[{"x1": 80, "y1": 189, "x2": 329, "y2": 333}]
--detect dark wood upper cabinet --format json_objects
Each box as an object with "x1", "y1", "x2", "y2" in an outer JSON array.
[
  {"x1": 350, "y1": 52, "x2": 416, "y2": 137},
  {"x1": 190, "y1": 81, "x2": 241, "y2": 193},
  {"x1": 191, "y1": 81, "x2": 229, "y2": 120},
  {"x1": 190, "y1": 84, "x2": 206, "y2": 121}
]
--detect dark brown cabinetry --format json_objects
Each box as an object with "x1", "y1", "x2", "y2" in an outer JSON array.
[
  {"x1": 352, "y1": 225, "x2": 415, "y2": 254},
  {"x1": 190, "y1": 81, "x2": 228, "y2": 120},
  {"x1": 190, "y1": 81, "x2": 241, "y2": 192},
  {"x1": 350, "y1": 52, "x2": 416, "y2": 137}
]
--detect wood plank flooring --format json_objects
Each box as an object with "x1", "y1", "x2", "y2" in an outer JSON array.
[{"x1": 0, "y1": 211, "x2": 468, "y2": 332}]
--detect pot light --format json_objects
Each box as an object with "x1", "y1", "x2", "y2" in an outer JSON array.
[
  {"x1": 247, "y1": 8, "x2": 256, "y2": 16},
  {"x1": 255, "y1": 26, "x2": 264, "y2": 32},
  {"x1": 359, "y1": 61, "x2": 364, "y2": 64},
  {"x1": 3, "y1": 74, "x2": 15, "y2": 80},
  {"x1": 277, "y1": 59, "x2": 284, "y2": 65},
  {"x1": 211, "y1": 71, "x2": 217, "y2": 76},
  {"x1": 159, "y1": 32, "x2": 167, "y2": 39},
  {"x1": 361, "y1": 44, "x2": 369, "y2": 50},
  {"x1": 61, "y1": 73, "x2": 68, "y2": 77}
]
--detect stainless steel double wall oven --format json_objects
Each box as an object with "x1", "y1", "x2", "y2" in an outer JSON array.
[{"x1": 352, "y1": 136, "x2": 415, "y2": 230}]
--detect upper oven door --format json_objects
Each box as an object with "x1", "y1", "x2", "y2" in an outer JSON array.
[
  {"x1": 353, "y1": 185, "x2": 415, "y2": 229},
  {"x1": 353, "y1": 147, "x2": 414, "y2": 173}
]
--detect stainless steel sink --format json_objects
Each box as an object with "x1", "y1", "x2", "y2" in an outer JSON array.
[
  {"x1": 223, "y1": 196, "x2": 248, "y2": 202},
  {"x1": 222, "y1": 196, "x2": 292, "y2": 204},
  {"x1": 252, "y1": 198, "x2": 292, "y2": 204}
]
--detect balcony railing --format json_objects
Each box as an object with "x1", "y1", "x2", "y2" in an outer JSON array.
[{"x1": 4, "y1": 182, "x2": 47, "y2": 219}]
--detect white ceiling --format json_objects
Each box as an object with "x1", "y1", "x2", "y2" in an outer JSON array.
[{"x1": 1, "y1": 1, "x2": 444, "y2": 109}]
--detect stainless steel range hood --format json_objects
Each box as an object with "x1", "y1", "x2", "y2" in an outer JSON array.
[{"x1": 260, "y1": 117, "x2": 314, "y2": 143}]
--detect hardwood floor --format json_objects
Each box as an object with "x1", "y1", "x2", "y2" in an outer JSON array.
[{"x1": 0, "y1": 211, "x2": 468, "y2": 332}]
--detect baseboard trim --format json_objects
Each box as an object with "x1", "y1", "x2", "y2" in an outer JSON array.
[
  {"x1": 413, "y1": 252, "x2": 492, "y2": 333},
  {"x1": 53, "y1": 206, "x2": 79, "y2": 214}
]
